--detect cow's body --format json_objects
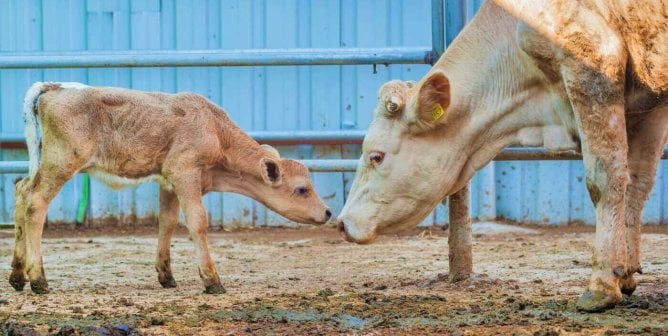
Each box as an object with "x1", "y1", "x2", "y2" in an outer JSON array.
[
  {"x1": 10, "y1": 82, "x2": 332, "y2": 294},
  {"x1": 338, "y1": 0, "x2": 667, "y2": 312}
]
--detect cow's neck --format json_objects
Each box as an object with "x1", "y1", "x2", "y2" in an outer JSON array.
[{"x1": 435, "y1": 1, "x2": 572, "y2": 184}]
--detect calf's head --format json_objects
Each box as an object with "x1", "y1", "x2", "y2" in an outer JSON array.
[
  {"x1": 216, "y1": 144, "x2": 332, "y2": 225},
  {"x1": 338, "y1": 71, "x2": 471, "y2": 243}
]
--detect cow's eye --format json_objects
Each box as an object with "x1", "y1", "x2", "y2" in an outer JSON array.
[
  {"x1": 294, "y1": 186, "x2": 310, "y2": 197},
  {"x1": 369, "y1": 151, "x2": 385, "y2": 166}
]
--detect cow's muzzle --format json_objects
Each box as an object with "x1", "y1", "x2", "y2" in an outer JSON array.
[{"x1": 336, "y1": 218, "x2": 377, "y2": 244}]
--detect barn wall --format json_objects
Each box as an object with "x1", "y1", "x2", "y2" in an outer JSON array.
[{"x1": 0, "y1": 0, "x2": 665, "y2": 227}]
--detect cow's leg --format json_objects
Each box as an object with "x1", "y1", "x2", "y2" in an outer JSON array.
[
  {"x1": 170, "y1": 171, "x2": 224, "y2": 294},
  {"x1": 448, "y1": 183, "x2": 472, "y2": 282},
  {"x1": 156, "y1": 186, "x2": 180, "y2": 288},
  {"x1": 9, "y1": 178, "x2": 31, "y2": 291},
  {"x1": 620, "y1": 106, "x2": 668, "y2": 296},
  {"x1": 562, "y1": 62, "x2": 629, "y2": 312},
  {"x1": 24, "y1": 164, "x2": 76, "y2": 294}
]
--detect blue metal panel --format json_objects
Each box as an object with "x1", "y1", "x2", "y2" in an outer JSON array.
[
  {"x1": 307, "y1": 0, "x2": 346, "y2": 226},
  {"x1": 264, "y1": 0, "x2": 301, "y2": 226},
  {"x1": 42, "y1": 0, "x2": 88, "y2": 223},
  {"x1": 220, "y1": 0, "x2": 255, "y2": 227},
  {"x1": 0, "y1": 0, "x2": 665, "y2": 227}
]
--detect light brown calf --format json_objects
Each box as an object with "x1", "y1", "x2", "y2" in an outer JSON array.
[{"x1": 10, "y1": 82, "x2": 332, "y2": 294}]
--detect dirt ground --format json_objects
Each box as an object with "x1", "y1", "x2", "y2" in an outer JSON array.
[{"x1": 0, "y1": 224, "x2": 666, "y2": 336}]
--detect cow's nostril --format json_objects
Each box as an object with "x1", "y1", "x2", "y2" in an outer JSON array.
[
  {"x1": 337, "y1": 220, "x2": 345, "y2": 233},
  {"x1": 325, "y1": 209, "x2": 332, "y2": 220}
]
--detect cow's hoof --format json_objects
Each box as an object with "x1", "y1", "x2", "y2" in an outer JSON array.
[
  {"x1": 203, "y1": 283, "x2": 226, "y2": 295},
  {"x1": 9, "y1": 272, "x2": 26, "y2": 291},
  {"x1": 620, "y1": 275, "x2": 637, "y2": 296},
  {"x1": 29, "y1": 278, "x2": 50, "y2": 294},
  {"x1": 576, "y1": 289, "x2": 618, "y2": 312},
  {"x1": 159, "y1": 275, "x2": 177, "y2": 289}
]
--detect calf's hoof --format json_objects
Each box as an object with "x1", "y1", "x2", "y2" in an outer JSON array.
[
  {"x1": 29, "y1": 278, "x2": 50, "y2": 294},
  {"x1": 203, "y1": 283, "x2": 226, "y2": 295},
  {"x1": 576, "y1": 289, "x2": 619, "y2": 312},
  {"x1": 159, "y1": 275, "x2": 178, "y2": 289},
  {"x1": 619, "y1": 274, "x2": 637, "y2": 296},
  {"x1": 9, "y1": 272, "x2": 26, "y2": 291}
]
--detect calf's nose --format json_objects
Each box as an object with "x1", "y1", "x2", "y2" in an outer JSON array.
[{"x1": 325, "y1": 209, "x2": 332, "y2": 220}]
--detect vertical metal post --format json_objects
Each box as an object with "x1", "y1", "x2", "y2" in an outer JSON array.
[
  {"x1": 445, "y1": 0, "x2": 466, "y2": 46},
  {"x1": 448, "y1": 184, "x2": 473, "y2": 282},
  {"x1": 431, "y1": 0, "x2": 445, "y2": 61}
]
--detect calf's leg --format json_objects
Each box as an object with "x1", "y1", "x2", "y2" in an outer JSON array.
[
  {"x1": 24, "y1": 165, "x2": 76, "y2": 294},
  {"x1": 448, "y1": 183, "x2": 472, "y2": 282},
  {"x1": 620, "y1": 106, "x2": 668, "y2": 295},
  {"x1": 156, "y1": 186, "x2": 180, "y2": 288},
  {"x1": 171, "y1": 170, "x2": 224, "y2": 294},
  {"x1": 9, "y1": 178, "x2": 31, "y2": 291}
]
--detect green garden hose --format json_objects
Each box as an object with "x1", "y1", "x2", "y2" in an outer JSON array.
[{"x1": 76, "y1": 173, "x2": 90, "y2": 224}]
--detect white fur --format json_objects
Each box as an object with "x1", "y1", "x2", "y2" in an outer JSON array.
[
  {"x1": 22, "y1": 82, "x2": 46, "y2": 178},
  {"x1": 59, "y1": 82, "x2": 90, "y2": 90},
  {"x1": 85, "y1": 168, "x2": 173, "y2": 191}
]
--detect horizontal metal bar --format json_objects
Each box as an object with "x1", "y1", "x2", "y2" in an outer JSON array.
[
  {"x1": 301, "y1": 160, "x2": 358, "y2": 172},
  {"x1": 0, "y1": 131, "x2": 368, "y2": 146},
  {"x1": 496, "y1": 148, "x2": 668, "y2": 161},
  {"x1": 2, "y1": 146, "x2": 666, "y2": 174},
  {"x1": 494, "y1": 148, "x2": 584, "y2": 161},
  {"x1": 249, "y1": 130, "x2": 366, "y2": 145},
  {"x1": 6, "y1": 130, "x2": 664, "y2": 156},
  {"x1": 2, "y1": 131, "x2": 665, "y2": 160},
  {"x1": 0, "y1": 160, "x2": 358, "y2": 174},
  {"x1": 0, "y1": 161, "x2": 29, "y2": 174},
  {"x1": 0, "y1": 47, "x2": 434, "y2": 69}
]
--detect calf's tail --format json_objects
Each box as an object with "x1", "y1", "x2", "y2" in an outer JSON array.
[{"x1": 22, "y1": 82, "x2": 52, "y2": 178}]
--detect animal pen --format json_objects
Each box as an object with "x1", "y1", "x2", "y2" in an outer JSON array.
[
  {"x1": 0, "y1": 0, "x2": 666, "y2": 227},
  {"x1": 0, "y1": 0, "x2": 666, "y2": 335}
]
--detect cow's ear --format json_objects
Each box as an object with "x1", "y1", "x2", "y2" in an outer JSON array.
[
  {"x1": 261, "y1": 144, "x2": 280, "y2": 158},
  {"x1": 415, "y1": 70, "x2": 450, "y2": 127},
  {"x1": 260, "y1": 158, "x2": 282, "y2": 186}
]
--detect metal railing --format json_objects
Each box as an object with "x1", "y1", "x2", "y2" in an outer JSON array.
[
  {"x1": 0, "y1": 1, "x2": 445, "y2": 174},
  {"x1": 0, "y1": 47, "x2": 436, "y2": 69},
  {"x1": 0, "y1": 130, "x2": 665, "y2": 173},
  {"x1": 0, "y1": 1, "x2": 446, "y2": 69},
  {"x1": 0, "y1": 0, "x2": 664, "y2": 174}
]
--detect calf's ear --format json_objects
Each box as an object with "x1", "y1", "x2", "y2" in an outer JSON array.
[
  {"x1": 260, "y1": 158, "x2": 282, "y2": 186},
  {"x1": 415, "y1": 70, "x2": 450, "y2": 127}
]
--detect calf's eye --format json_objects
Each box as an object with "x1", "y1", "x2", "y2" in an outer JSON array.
[
  {"x1": 369, "y1": 151, "x2": 385, "y2": 166},
  {"x1": 295, "y1": 186, "x2": 310, "y2": 196}
]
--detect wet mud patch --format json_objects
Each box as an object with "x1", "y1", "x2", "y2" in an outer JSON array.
[
  {"x1": 0, "y1": 319, "x2": 140, "y2": 336},
  {"x1": 175, "y1": 287, "x2": 667, "y2": 335},
  {"x1": 0, "y1": 226, "x2": 666, "y2": 335}
]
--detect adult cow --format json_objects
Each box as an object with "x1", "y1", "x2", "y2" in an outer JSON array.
[{"x1": 337, "y1": 0, "x2": 667, "y2": 312}]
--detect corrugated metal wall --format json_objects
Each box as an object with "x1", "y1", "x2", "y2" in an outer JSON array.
[{"x1": 0, "y1": 0, "x2": 665, "y2": 227}]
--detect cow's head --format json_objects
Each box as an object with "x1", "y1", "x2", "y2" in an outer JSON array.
[{"x1": 337, "y1": 71, "x2": 471, "y2": 243}]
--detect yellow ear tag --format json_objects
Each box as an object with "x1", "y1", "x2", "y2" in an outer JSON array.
[{"x1": 431, "y1": 103, "x2": 445, "y2": 123}]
